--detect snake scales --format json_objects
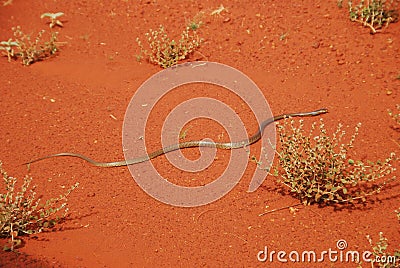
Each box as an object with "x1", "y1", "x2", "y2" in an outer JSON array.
[{"x1": 24, "y1": 108, "x2": 328, "y2": 168}]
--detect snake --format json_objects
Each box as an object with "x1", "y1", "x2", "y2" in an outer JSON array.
[{"x1": 24, "y1": 108, "x2": 328, "y2": 168}]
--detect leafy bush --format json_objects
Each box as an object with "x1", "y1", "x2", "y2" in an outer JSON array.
[
  {"x1": 274, "y1": 119, "x2": 396, "y2": 205},
  {"x1": 0, "y1": 161, "x2": 78, "y2": 251},
  {"x1": 0, "y1": 26, "x2": 59, "y2": 65},
  {"x1": 345, "y1": 0, "x2": 399, "y2": 34},
  {"x1": 136, "y1": 24, "x2": 202, "y2": 68}
]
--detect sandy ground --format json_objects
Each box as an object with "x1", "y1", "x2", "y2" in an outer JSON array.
[{"x1": 0, "y1": 0, "x2": 399, "y2": 267}]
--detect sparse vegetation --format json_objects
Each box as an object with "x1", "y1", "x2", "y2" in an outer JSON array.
[
  {"x1": 210, "y1": 4, "x2": 228, "y2": 16},
  {"x1": 0, "y1": 26, "x2": 59, "y2": 65},
  {"x1": 40, "y1": 12, "x2": 64, "y2": 28},
  {"x1": 274, "y1": 119, "x2": 396, "y2": 205},
  {"x1": 0, "y1": 161, "x2": 78, "y2": 251},
  {"x1": 345, "y1": 0, "x2": 399, "y2": 34},
  {"x1": 0, "y1": 39, "x2": 19, "y2": 62},
  {"x1": 361, "y1": 232, "x2": 400, "y2": 268},
  {"x1": 187, "y1": 12, "x2": 204, "y2": 31},
  {"x1": 136, "y1": 23, "x2": 202, "y2": 68}
]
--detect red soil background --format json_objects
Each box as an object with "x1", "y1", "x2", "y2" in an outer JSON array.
[{"x1": 0, "y1": 0, "x2": 399, "y2": 267}]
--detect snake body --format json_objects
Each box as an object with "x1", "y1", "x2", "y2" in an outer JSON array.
[{"x1": 25, "y1": 108, "x2": 328, "y2": 167}]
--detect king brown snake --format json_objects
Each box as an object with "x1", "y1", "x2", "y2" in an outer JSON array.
[{"x1": 24, "y1": 108, "x2": 328, "y2": 168}]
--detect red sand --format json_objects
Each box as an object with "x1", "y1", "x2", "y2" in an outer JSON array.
[{"x1": 0, "y1": 1, "x2": 399, "y2": 267}]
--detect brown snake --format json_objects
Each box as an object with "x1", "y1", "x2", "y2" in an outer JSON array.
[{"x1": 24, "y1": 108, "x2": 328, "y2": 168}]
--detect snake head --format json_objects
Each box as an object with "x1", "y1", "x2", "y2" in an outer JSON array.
[{"x1": 313, "y1": 108, "x2": 328, "y2": 115}]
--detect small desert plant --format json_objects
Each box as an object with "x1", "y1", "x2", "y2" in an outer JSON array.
[
  {"x1": 363, "y1": 232, "x2": 400, "y2": 268},
  {"x1": 0, "y1": 39, "x2": 19, "y2": 62},
  {"x1": 210, "y1": 4, "x2": 228, "y2": 16},
  {"x1": 136, "y1": 24, "x2": 202, "y2": 68},
  {"x1": 40, "y1": 12, "x2": 64, "y2": 28},
  {"x1": 0, "y1": 161, "x2": 78, "y2": 251},
  {"x1": 346, "y1": 0, "x2": 399, "y2": 34},
  {"x1": 2, "y1": 0, "x2": 12, "y2": 6},
  {"x1": 0, "y1": 26, "x2": 59, "y2": 65},
  {"x1": 388, "y1": 104, "x2": 400, "y2": 125},
  {"x1": 187, "y1": 12, "x2": 204, "y2": 31},
  {"x1": 274, "y1": 119, "x2": 396, "y2": 205}
]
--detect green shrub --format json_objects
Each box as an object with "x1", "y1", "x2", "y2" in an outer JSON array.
[
  {"x1": 136, "y1": 24, "x2": 202, "y2": 68},
  {"x1": 346, "y1": 0, "x2": 399, "y2": 34},
  {"x1": 0, "y1": 26, "x2": 58, "y2": 65},
  {"x1": 274, "y1": 119, "x2": 396, "y2": 205},
  {"x1": 0, "y1": 161, "x2": 78, "y2": 251}
]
